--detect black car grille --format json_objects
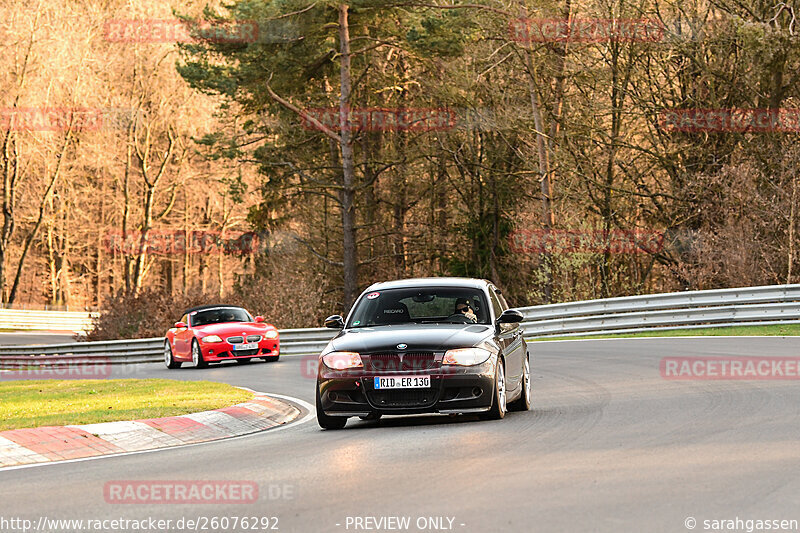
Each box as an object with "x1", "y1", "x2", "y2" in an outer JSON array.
[
  {"x1": 227, "y1": 336, "x2": 245, "y2": 344},
  {"x1": 246, "y1": 335, "x2": 261, "y2": 343},
  {"x1": 233, "y1": 348, "x2": 259, "y2": 356},
  {"x1": 365, "y1": 352, "x2": 438, "y2": 372},
  {"x1": 367, "y1": 389, "x2": 437, "y2": 408}
]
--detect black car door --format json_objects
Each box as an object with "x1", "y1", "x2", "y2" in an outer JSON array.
[{"x1": 490, "y1": 287, "x2": 525, "y2": 390}]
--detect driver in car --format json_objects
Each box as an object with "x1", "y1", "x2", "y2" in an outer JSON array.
[{"x1": 455, "y1": 298, "x2": 478, "y2": 323}]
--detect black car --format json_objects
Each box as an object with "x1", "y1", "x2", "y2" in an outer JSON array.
[{"x1": 315, "y1": 277, "x2": 531, "y2": 429}]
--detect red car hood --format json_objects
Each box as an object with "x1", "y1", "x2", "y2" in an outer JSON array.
[{"x1": 193, "y1": 322, "x2": 276, "y2": 336}]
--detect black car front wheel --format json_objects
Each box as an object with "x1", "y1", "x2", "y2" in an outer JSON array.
[
  {"x1": 508, "y1": 357, "x2": 531, "y2": 412},
  {"x1": 482, "y1": 359, "x2": 506, "y2": 420},
  {"x1": 316, "y1": 386, "x2": 348, "y2": 430}
]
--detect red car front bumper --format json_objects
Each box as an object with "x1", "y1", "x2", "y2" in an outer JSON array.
[{"x1": 200, "y1": 339, "x2": 280, "y2": 361}]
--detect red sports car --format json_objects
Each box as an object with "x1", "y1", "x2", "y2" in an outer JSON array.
[{"x1": 164, "y1": 305, "x2": 280, "y2": 369}]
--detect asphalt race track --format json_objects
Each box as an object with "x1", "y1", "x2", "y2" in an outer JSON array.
[{"x1": 2, "y1": 337, "x2": 799, "y2": 532}]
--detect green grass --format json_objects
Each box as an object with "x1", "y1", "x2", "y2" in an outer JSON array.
[
  {"x1": 0, "y1": 379, "x2": 253, "y2": 431},
  {"x1": 531, "y1": 323, "x2": 800, "y2": 341}
]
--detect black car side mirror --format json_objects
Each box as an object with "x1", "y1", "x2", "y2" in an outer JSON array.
[
  {"x1": 324, "y1": 315, "x2": 345, "y2": 329},
  {"x1": 496, "y1": 309, "x2": 524, "y2": 325}
]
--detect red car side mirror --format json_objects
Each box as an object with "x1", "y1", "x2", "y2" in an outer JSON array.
[
  {"x1": 174, "y1": 321, "x2": 187, "y2": 329},
  {"x1": 254, "y1": 316, "x2": 265, "y2": 323}
]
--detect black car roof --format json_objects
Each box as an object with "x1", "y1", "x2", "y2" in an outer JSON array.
[
  {"x1": 364, "y1": 277, "x2": 493, "y2": 292},
  {"x1": 182, "y1": 304, "x2": 246, "y2": 316}
]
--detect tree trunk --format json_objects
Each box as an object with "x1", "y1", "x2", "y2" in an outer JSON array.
[
  {"x1": 524, "y1": 53, "x2": 554, "y2": 302},
  {"x1": 788, "y1": 167, "x2": 797, "y2": 284},
  {"x1": 338, "y1": 4, "x2": 358, "y2": 311},
  {"x1": 0, "y1": 132, "x2": 17, "y2": 303},
  {"x1": 183, "y1": 188, "x2": 189, "y2": 296},
  {"x1": 132, "y1": 183, "x2": 155, "y2": 293},
  {"x1": 8, "y1": 125, "x2": 72, "y2": 303},
  {"x1": 122, "y1": 117, "x2": 134, "y2": 294}
]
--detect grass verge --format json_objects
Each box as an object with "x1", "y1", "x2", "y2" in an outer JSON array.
[
  {"x1": 530, "y1": 323, "x2": 800, "y2": 341},
  {"x1": 0, "y1": 379, "x2": 253, "y2": 431}
]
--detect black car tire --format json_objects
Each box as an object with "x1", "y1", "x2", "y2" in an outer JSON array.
[
  {"x1": 192, "y1": 339, "x2": 208, "y2": 369},
  {"x1": 164, "y1": 341, "x2": 182, "y2": 369},
  {"x1": 481, "y1": 359, "x2": 506, "y2": 420},
  {"x1": 263, "y1": 355, "x2": 280, "y2": 362},
  {"x1": 507, "y1": 357, "x2": 531, "y2": 412},
  {"x1": 316, "y1": 387, "x2": 348, "y2": 430},
  {"x1": 235, "y1": 358, "x2": 252, "y2": 364}
]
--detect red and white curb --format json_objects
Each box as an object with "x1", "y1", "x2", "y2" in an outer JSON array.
[{"x1": 0, "y1": 391, "x2": 299, "y2": 468}]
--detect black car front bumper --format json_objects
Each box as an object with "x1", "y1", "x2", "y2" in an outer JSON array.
[{"x1": 317, "y1": 359, "x2": 496, "y2": 417}]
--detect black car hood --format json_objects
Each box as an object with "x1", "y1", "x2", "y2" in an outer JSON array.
[{"x1": 329, "y1": 323, "x2": 495, "y2": 353}]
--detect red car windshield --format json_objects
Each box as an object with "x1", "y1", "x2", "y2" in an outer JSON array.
[{"x1": 190, "y1": 308, "x2": 252, "y2": 327}]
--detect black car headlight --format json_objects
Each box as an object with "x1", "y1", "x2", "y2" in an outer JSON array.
[
  {"x1": 442, "y1": 347, "x2": 492, "y2": 366},
  {"x1": 321, "y1": 351, "x2": 364, "y2": 370}
]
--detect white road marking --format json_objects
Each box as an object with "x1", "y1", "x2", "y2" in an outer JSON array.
[{"x1": 0, "y1": 392, "x2": 314, "y2": 472}]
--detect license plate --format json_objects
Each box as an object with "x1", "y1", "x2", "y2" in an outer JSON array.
[
  {"x1": 234, "y1": 342, "x2": 258, "y2": 350},
  {"x1": 373, "y1": 376, "x2": 430, "y2": 389}
]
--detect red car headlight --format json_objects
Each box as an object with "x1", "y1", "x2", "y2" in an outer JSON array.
[
  {"x1": 321, "y1": 351, "x2": 363, "y2": 370},
  {"x1": 264, "y1": 330, "x2": 278, "y2": 339}
]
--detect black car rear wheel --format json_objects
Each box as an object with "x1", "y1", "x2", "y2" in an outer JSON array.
[
  {"x1": 508, "y1": 357, "x2": 531, "y2": 412},
  {"x1": 262, "y1": 355, "x2": 280, "y2": 362},
  {"x1": 481, "y1": 359, "x2": 506, "y2": 420},
  {"x1": 316, "y1": 386, "x2": 348, "y2": 430}
]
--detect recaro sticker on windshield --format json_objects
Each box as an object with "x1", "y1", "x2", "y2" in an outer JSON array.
[{"x1": 366, "y1": 292, "x2": 380, "y2": 299}]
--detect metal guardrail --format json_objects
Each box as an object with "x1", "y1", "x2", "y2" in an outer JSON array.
[
  {"x1": 519, "y1": 284, "x2": 800, "y2": 338},
  {"x1": 0, "y1": 329, "x2": 337, "y2": 368},
  {"x1": 0, "y1": 284, "x2": 798, "y2": 368},
  {"x1": 0, "y1": 308, "x2": 96, "y2": 333},
  {"x1": 0, "y1": 338, "x2": 165, "y2": 367}
]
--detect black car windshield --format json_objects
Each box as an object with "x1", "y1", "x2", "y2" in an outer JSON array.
[
  {"x1": 347, "y1": 287, "x2": 490, "y2": 327},
  {"x1": 190, "y1": 307, "x2": 252, "y2": 327}
]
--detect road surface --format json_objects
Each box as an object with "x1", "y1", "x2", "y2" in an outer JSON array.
[{"x1": 1, "y1": 337, "x2": 799, "y2": 532}]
